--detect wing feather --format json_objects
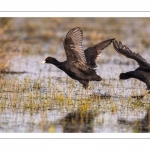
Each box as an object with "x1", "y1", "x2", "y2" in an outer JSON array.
[
  {"x1": 63, "y1": 27, "x2": 86, "y2": 64},
  {"x1": 113, "y1": 40, "x2": 150, "y2": 69},
  {"x1": 84, "y1": 38, "x2": 114, "y2": 68}
]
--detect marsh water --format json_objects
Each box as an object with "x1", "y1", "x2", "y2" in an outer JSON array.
[{"x1": 0, "y1": 18, "x2": 150, "y2": 132}]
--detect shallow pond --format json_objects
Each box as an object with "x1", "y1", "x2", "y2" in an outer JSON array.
[
  {"x1": 0, "y1": 54, "x2": 150, "y2": 133},
  {"x1": 0, "y1": 18, "x2": 150, "y2": 132}
]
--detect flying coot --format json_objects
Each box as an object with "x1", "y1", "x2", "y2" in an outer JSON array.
[
  {"x1": 41, "y1": 27, "x2": 114, "y2": 89},
  {"x1": 113, "y1": 40, "x2": 150, "y2": 90}
]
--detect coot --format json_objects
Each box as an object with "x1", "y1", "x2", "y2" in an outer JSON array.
[
  {"x1": 113, "y1": 40, "x2": 150, "y2": 90},
  {"x1": 42, "y1": 27, "x2": 114, "y2": 89}
]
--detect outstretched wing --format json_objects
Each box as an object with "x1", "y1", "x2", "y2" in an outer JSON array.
[
  {"x1": 84, "y1": 38, "x2": 114, "y2": 68},
  {"x1": 63, "y1": 27, "x2": 86, "y2": 64},
  {"x1": 113, "y1": 40, "x2": 150, "y2": 69}
]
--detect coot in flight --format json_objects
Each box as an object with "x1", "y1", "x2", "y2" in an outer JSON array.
[
  {"x1": 42, "y1": 27, "x2": 114, "y2": 89},
  {"x1": 113, "y1": 40, "x2": 150, "y2": 90}
]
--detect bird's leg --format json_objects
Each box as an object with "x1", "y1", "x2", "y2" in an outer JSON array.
[
  {"x1": 84, "y1": 83, "x2": 92, "y2": 90},
  {"x1": 79, "y1": 80, "x2": 90, "y2": 89},
  {"x1": 83, "y1": 85, "x2": 91, "y2": 90},
  {"x1": 83, "y1": 82, "x2": 89, "y2": 89}
]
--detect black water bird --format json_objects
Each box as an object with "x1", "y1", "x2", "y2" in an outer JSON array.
[
  {"x1": 113, "y1": 40, "x2": 150, "y2": 90},
  {"x1": 42, "y1": 27, "x2": 114, "y2": 89}
]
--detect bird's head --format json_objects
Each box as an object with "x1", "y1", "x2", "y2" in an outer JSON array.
[
  {"x1": 119, "y1": 73, "x2": 131, "y2": 80},
  {"x1": 41, "y1": 57, "x2": 53, "y2": 64},
  {"x1": 41, "y1": 57, "x2": 59, "y2": 65}
]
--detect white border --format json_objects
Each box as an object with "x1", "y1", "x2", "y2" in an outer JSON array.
[
  {"x1": 1, "y1": 12, "x2": 150, "y2": 17},
  {"x1": 0, "y1": 0, "x2": 150, "y2": 12},
  {"x1": 0, "y1": 0, "x2": 150, "y2": 140},
  {"x1": 0, "y1": 133, "x2": 149, "y2": 138}
]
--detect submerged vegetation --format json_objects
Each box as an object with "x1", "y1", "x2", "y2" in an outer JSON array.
[{"x1": 0, "y1": 18, "x2": 150, "y2": 132}]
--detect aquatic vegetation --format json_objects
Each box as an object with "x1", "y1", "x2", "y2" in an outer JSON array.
[
  {"x1": 0, "y1": 48, "x2": 19, "y2": 72},
  {"x1": 0, "y1": 18, "x2": 150, "y2": 132}
]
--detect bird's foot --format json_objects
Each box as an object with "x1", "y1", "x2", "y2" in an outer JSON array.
[
  {"x1": 87, "y1": 86, "x2": 92, "y2": 90},
  {"x1": 83, "y1": 85, "x2": 92, "y2": 90}
]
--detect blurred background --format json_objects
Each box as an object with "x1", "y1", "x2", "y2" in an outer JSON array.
[{"x1": 1, "y1": 18, "x2": 150, "y2": 72}]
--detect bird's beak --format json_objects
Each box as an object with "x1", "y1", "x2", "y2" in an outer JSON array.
[{"x1": 41, "y1": 61, "x2": 46, "y2": 64}]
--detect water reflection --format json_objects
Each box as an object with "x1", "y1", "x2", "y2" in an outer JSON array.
[
  {"x1": 118, "y1": 109, "x2": 150, "y2": 133},
  {"x1": 59, "y1": 110, "x2": 99, "y2": 133},
  {"x1": 137, "y1": 109, "x2": 150, "y2": 132}
]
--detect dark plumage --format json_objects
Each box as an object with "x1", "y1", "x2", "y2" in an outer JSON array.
[
  {"x1": 113, "y1": 40, "x2": 150, "y2": 90},
  {"x1": 42, "y1": 27, "x2": 114, "y2": 89}
]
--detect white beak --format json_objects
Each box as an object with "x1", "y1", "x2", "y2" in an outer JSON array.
[{"x1": 41, "y1": 61, "x2": 46, "y2": 64}]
